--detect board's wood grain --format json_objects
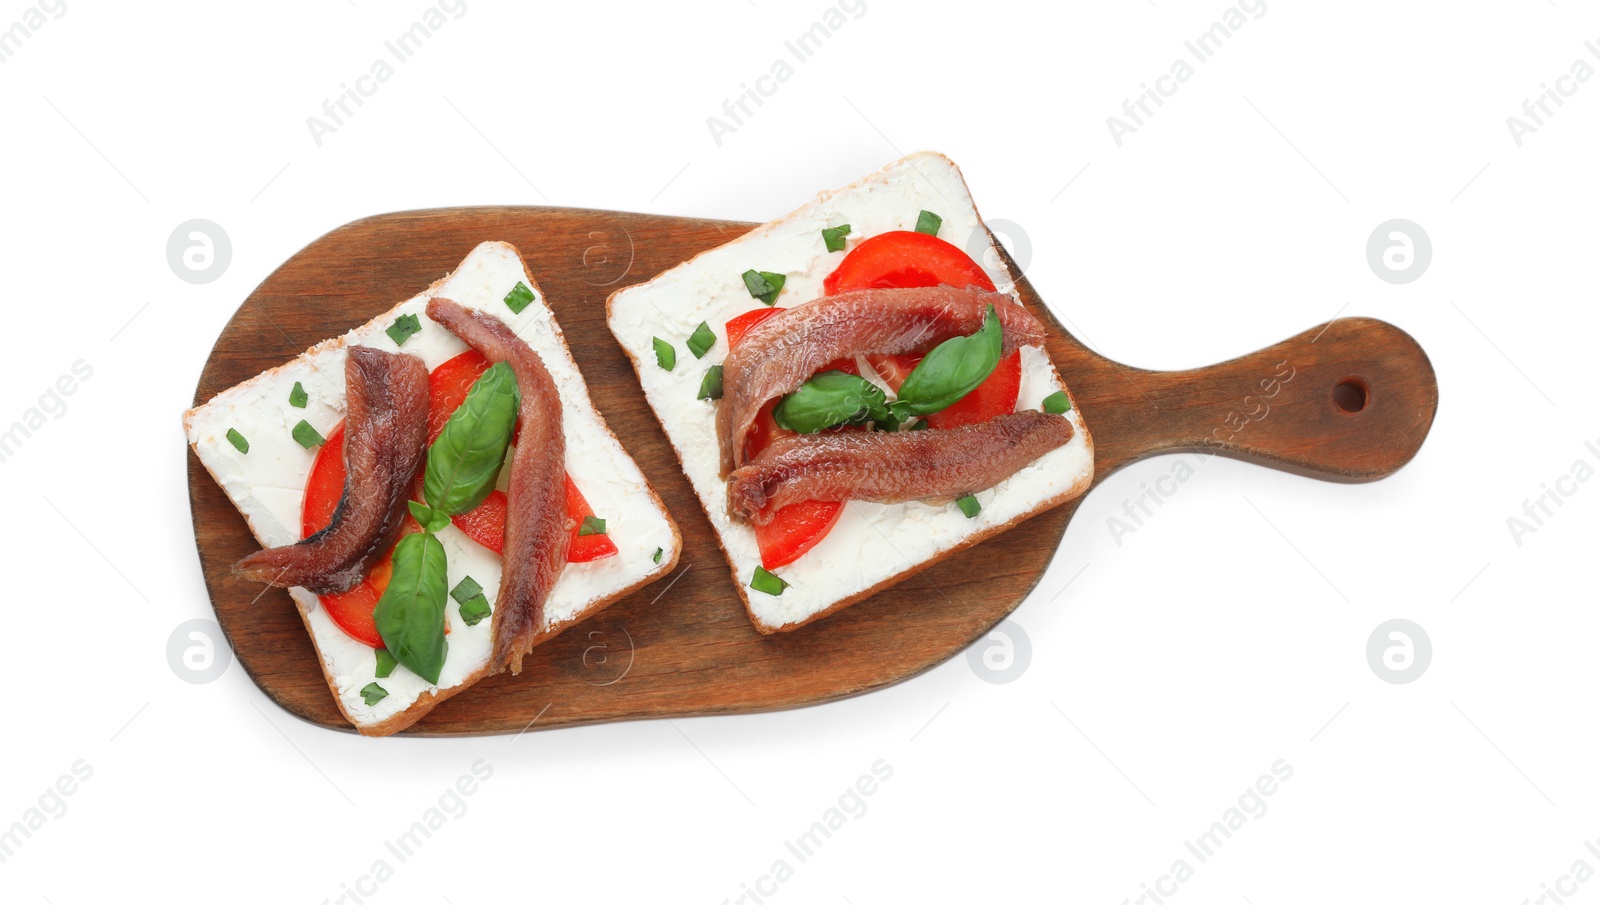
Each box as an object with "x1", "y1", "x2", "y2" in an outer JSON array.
[{"x1": 187, "y1": 207, "x2": 1438, "y2": 735}]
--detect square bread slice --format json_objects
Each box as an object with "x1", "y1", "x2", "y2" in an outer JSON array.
[
  {"x1": 607, "y1": 152, "x2": 1093, "y2": 633},
  {"x1": 185, "y1": 241, "x2": 681, "y2": 735}
]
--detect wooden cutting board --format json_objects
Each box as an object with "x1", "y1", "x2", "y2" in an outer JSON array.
[{"x1": 187, "y1": 207, "x2": 1438, "y2": 736}]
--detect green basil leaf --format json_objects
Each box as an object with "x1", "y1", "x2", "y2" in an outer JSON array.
[
  {"x1": 408, "y1": 500, "x2": 451, "y2": 533},
  {"x1": 288, "y1": 381, "x2": 308, "y2": 408},
  {"x1": 773, "y1": 370, "x2": 893, "y2": 434},
  {"x1": 424, "y1": 360, "x2": 520, "y2": 515},
  {"x1": 361, "y1": 683, "x2": 389, "y2": 706},
  {"x1": 226, "y1": 428, "x2": 249, "y2": 453},
  {"x1": 372, "y1": 532, "x2": 449, "y2": 685},
  {"x1": 895, "y1": 304, "x2": 1002, "y2": 417},
  {"x1": 374, "y1": 648, "x2": 397, "y2": 679}
]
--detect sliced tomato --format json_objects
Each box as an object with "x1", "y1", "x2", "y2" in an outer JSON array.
[
  {"x1": 428, "y1": 350, "x2": 492, "y2": 442},
  {"x1": 450, "y1": 489, "x2": 507, "y2": 555},
  {"x1": 822, "y1": 230, "x2": 996, "y2": 295},
  {"x1": 565, "y1": 475, "x2": 619, "y2": 562},
  {"x1": 754, "y1": 499, "x2": 845, "y2": 570},
  {"x1": 924, "y1": 350, "x2": 1023, "y2": 429},
  {"x1": 866, "y1": 352, "x2": 923, "y2": 393}
]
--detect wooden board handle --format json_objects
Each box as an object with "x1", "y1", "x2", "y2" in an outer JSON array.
[{"x1": 1084, "y1": 316, "x2": 1438, "y2": 482}]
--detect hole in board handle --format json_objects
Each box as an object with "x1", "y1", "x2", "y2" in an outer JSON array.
[{"x1": 1332, "y1": 377, "x2": 1369, "y2": 414}]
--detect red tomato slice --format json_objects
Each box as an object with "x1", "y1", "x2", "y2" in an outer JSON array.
[
  {"x1": 754, "y1": 499, "x2": 845, "y2": 570},
  {"x1": 565, "y1": 474, "x2": 619, "y2": 563},
  {"x1": 822, "y1": 230, "x2": 996, "y2": 296},
  {"x1": 428, "y1": 350, "x2": 490, "y2": 442},
  {"x1": 450, "y1": 489, "x2": 507, "y2": 555},
  {"x1": 923, "y1": 350, "x2": 1023, "y2": 429}
]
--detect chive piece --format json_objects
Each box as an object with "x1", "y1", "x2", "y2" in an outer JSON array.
[
  {"x1": 915, "y1": 210, "x2": 942, "y2": 236},
  {"x1": 386, "y1": 313, "x2": 421, "y2": 346},
  {"x1": 956, "y1": 494, "x2": 981, "y2": 518},
  {"x1": 652, "y1": 547, "x2": 663, "y2": 564},
  {"x1": 741, "y1": 269, "x2": 786, "y2": 305},
  {"x1": 578, "y1": 515, "x2": 607, "y2": 536},
  {"x1": 698, "y1": 365, "x2": 724, "y2": 401},
  {"x1": 822, "y1": 224, "x2": 852, "y2": 252},
  {"x1": 291, "y1": 419, "x2": 325, "y2": 448},
  {"x1": 653, "y1": 337, "x2": 676, "y2": 371},
  {"x1": 686, "y1": 322, "x2": 716, "y2": 359},
  {"x1": 288, "y1": 381, "x2": 308, "y2": 408},
  {"x1": 360, "y1": 683, "x2": 388, "y2": 706},
  {"x1": 450, "y1": 575, "x2": 484, "y2": 605},
  {"x1": 1042, "y1": 390, "x2": 1072, "y2": 414},
  {"x1": 375, "y1": 648, "x2": 397, "y2": 679},
  {"x1": 458, "y1": 594, "x2": 492, "y2": 627},
  {"x1": 504, "y1": 281, "x2": 535, "y2": 314},
  {"x1": 750, "y1": 566, "x2": 788, "y2": 596},
  {"x1": 225, "y1": 428, "x2": 249, "y2": 453}
]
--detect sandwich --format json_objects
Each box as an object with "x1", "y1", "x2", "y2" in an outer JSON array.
[
  {"x1": 185, "y1": 241, "x2": 681, "y2": 735},
  {"x1": 607, "y1": 152, "x2": 1093, "y2": 633}
]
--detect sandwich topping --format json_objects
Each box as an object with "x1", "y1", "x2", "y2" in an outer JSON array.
[
  {"x1": 426, "y1": 297, "x2": 570, "y2": 675},
  {"x1": 234, "y1": 346, "x2": 430, "y2": 595},
  {"x1": 727, "y1": 411, "x2": 1076, "y2": 524},
  {"x1": 697, "y1": 226, "x2": 1076, "y2": 579}
]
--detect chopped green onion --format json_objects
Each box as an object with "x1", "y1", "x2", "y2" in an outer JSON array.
[
  {"x1": 291, "y1": 419, "x2": 325, "y2": 448},
  {"x1": 956, "y1": 494, "x2": 981, "y2": 518},
  {"x1": 1042, "y1": 390, "x2": 1072, "y2": 414},
  {"x1": 450, "y1": 575, "x2": 484, "y2": 605},
  {"x1": 915, "y1": 210, "x2": 942, "y2": 236},
  {"x1": 652, "y1": 547, "x2": 663, "y2": 564},
  {"x1": 225, "y1": 428, "x2": 249, "y2": 453},
  {"x1": 686, "y1": 322, "x2": 716, "y2": 359},
  {"x1": 653, "y1": 337, "x2": 676, "y2": 371},
  {"x1": 698, "y1": 365, "x2": 724, "y2": 401},
  {"x1": 822, "y1": 224, "x2": 852, "y2": 252},
  {"x1": 741, "y1": 269, "x2": 786, "y2": 306},
  {"x1": 375, "y1": 648, "x2": 397, "y2": 679},
  {"x1": 578, "y1": 515, "x2": 607, "y2": 536},
  {"x1": 457, "y1": 594, "x2": 492, "y2": 627},
  {"x1": 289, "y1": 381, "x2": 308, "y2": 408},
  {"x1": 504, "y1": 281, "x2": 535, "y2": 314},
  {"x1": 360, "y1": 683, "x2": 388, "y2": 706},
  {"x1": 750, "y1": 566, "x2": 788, "y2": 596},
  {"x1": 386, "y1": 313, "x2": 421, "y2": 346}
]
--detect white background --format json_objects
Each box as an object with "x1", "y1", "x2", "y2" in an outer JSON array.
[{"x1": 2, "y1": 1, "x2": 1596, "y2": 902}]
